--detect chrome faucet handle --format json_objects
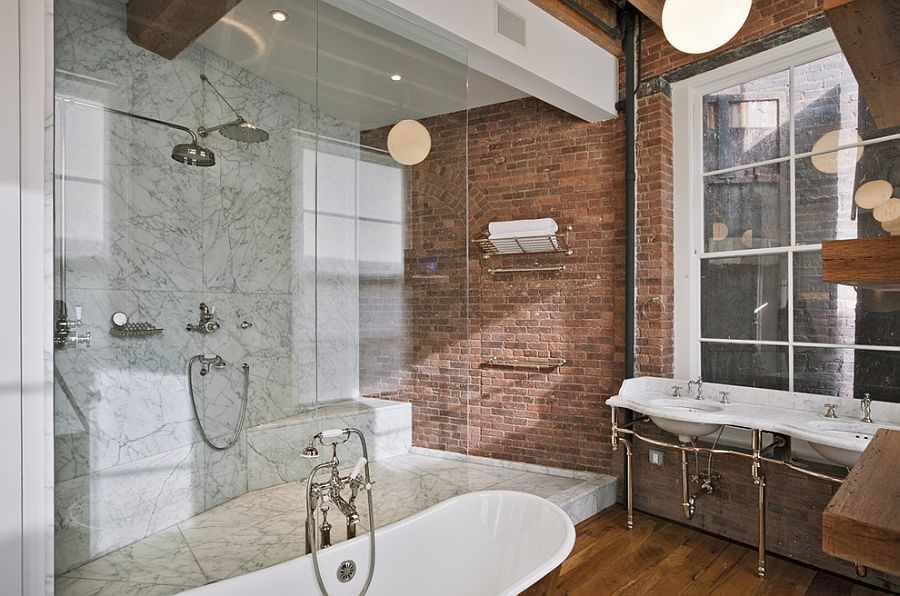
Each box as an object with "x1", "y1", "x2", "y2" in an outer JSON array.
[
  {"x1": 671, "y1": 385, "x2": 684, "y2": 398},
  {"x1": 824, "y1": 403, "x2": 838, "y2": 419},
  {"x1": 718, "y1": 391, "x2": 730, "y2": 404}
]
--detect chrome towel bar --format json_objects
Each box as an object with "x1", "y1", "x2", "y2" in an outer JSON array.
[
  {"x1": 488, "y1": 265, "x2": 565, "y2": 275},
  {"x1": 487, "y1": 357, "x2": 566, "y2": 369}
]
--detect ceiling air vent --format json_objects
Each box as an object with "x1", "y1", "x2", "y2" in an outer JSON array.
[{"x1": 496, "y1": 3, "x2": 526, "y2": 48}]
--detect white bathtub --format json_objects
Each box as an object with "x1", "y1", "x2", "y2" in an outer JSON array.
[{"x1": 182, "y1": 490, "x2": 575, "y2": 596}]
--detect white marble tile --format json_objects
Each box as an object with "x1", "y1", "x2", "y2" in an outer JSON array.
[
  {"x1": 488, "y1": 471, "x2": 584, "y2": 499},
  {"x1": 61, "y1": 526, "x2": 205, "y2": 586},
  {"x1": 55, "y1": 577, "x2": 184, "y2": 596},
  {"x1": 55, "y1": 444, "x2": 205, "y2": 574}
]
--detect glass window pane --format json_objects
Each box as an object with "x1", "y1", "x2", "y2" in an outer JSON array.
[
  {"x1": 794, "y1": 251, "x2": 900, "y2": 347},
  {"x1": 796, "y1": 138, "x2": 900, "y2": 244},
  {"x1": 703, "y1": 161, "x2": 790, "y2": 252},
  {"x1": 701, "y1": 343, "x2": 789, "y2": 390},
  {"x1": 702, "y1": 70, "x2": 790, "y2": 172},
  {"x1": 794, "y1": 347, "x2": 900, "y2": 401},
  {"x1": 794, "y1": 53, "x2": 900, "y2": 156},
  {"x1": 701, "y1": 255, "x2": 788, "y2": 341}
]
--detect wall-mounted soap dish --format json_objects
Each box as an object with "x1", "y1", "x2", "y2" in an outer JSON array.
[{"x1": 109, "y1": 312, "x2": 163, "y2": 338}]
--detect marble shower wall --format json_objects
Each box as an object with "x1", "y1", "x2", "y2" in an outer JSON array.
[{"x1": 53, "y1": 0, "x2": 360, "y2": 573}]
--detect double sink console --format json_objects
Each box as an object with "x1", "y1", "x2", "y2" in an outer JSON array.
[{"x1": 606, "y1": 377, "x2": 900, "y2": 578}]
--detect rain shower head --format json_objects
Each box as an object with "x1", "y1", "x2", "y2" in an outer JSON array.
[
  {"x1": 172, "y1": 141, "x2": 216, "y2": 167},
  {"x1": 219, "y1": 118, "x2": 270, "y2": 143},
  {"x1": 103, "y1": 106, "x2": 216, "y2": 167},
  {"x1": 199, "y1": 74, "x2": 271, "y2": 144},
  {"x1": 200, "y1": 117, "x2": 270, "y2": 144}
]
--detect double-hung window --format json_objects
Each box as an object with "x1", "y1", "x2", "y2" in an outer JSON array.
[{"x1": 673, "y1": 30, "x2": 900, "y2": 401}]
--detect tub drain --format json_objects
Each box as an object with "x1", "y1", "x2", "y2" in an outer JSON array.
[{"x1": 337, "y1": 560, "x2": 356, "y2": 583}]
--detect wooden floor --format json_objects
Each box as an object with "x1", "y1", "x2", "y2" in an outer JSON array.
[{"x1": 553, "y1": 507, "x2": 890, "y2": 596}]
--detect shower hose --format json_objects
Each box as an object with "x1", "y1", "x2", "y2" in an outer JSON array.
[{"x1": 187, "y1": 355, "x2": 250, "y2": 451}]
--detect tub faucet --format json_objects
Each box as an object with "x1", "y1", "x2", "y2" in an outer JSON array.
[
  {"x1": 687, "y1": 377, "x2": 704, "y2": 400},
  {"x1": 860, "y1": 393, "x2": 873, "y2": 423},
  {"x1": 304, "y1": 429, "x2": 372, "y2": 554}
]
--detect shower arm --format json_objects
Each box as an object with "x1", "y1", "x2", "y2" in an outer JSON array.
[
  {"x1": 103, "y1": 106, "x2": 200, "y2": 143},
  {"x1": 199, "y1": 73, "x2": 246, "y2": 132},
  {"x1": 57, "y1": 98, "x2": 201, "y2": 144},
  {"x1": 197, "y1": 117, "x2": 245, "y2": 138}
]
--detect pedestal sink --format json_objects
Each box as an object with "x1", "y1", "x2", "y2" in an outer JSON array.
[{"x1": 647, "y1": 399, "x2": 724, "y2": 442}]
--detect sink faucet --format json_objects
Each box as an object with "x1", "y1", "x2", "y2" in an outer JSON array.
[
  {"x1": 687, "y1": 377, "x2": 703, "y2": 400},
  {"x1": 824, "y1": 403, "x2": 838, "y2": 419},
  {"x1": 860, "y1": 393, "x2": 873, "y2": 423}
]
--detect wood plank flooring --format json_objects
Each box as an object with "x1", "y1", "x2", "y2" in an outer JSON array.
[{"x1": 553, "y1": 506, "x2": 891, "y2": 596}]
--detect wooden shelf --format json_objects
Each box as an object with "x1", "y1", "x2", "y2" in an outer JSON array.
[
  {"x1": 823, "y1": 429, "x2": 900, "y2": 576},
  {"x1": 824, "y1": 0, "x2": 900, "y2": 129},
  {"x1": 821, "y1": 236, "x2": 900, "y2": 291}
]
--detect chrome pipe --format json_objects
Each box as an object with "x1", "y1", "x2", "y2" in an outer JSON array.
[{"x1": 681, "y1": 450, "x2": 695, "y2": 520}]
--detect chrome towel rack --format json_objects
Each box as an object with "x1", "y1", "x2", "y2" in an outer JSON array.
[
  {"x1": 486, "y1": 356, "x2": 566, "y2": 369},
  {"x1": 488, "y1": 265, "x2": 565, "y2": 275}
]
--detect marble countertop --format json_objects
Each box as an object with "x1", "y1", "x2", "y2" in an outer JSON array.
[{"x1": 607, "y1": 377, "x2": 900, "y2": 452}]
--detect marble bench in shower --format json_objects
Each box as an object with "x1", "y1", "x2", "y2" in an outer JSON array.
[{"x1": 247, "y1": 398, "x2": 413, "y2": 491}]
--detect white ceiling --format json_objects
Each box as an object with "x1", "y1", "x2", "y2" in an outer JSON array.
[{"x1": 197, "y1": 0, "x2": 527, "y2": 130}]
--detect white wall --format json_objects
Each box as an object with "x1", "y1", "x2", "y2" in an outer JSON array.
[
  {"x1": 1, "y1": 0, "x2": 51, "y2": 594},
  {"x1": 362, "y1": 0, "x2": 618, "y2": 121}
]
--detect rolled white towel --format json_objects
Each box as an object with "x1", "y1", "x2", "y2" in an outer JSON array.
[{"x1": 488, "y1": 218, "x2": 558, "y2": 238}]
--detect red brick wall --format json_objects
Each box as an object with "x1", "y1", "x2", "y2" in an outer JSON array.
[
  {"x1": 362, "y1": 97, "x2": 626, "y2": 472},
  {"x1": 640, "y1": 0, "x2": 823, "y2": 79}
]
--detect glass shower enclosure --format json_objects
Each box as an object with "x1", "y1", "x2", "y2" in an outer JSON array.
[{"x1": 52, "y1": 0, "x2": 468, "y2": 588}]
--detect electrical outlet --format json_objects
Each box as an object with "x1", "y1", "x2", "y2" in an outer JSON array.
[{"x1": 648, "y1": 449, "x2": 665, "y2": 466}]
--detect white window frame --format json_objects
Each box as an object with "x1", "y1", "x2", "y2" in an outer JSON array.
[{"x1": 672, "y1": 28, "x2": 900, "y2": 387}]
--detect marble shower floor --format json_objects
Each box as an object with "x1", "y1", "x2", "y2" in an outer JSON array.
[{"x1": 55, "y1": 451, "x2": 617, "y2": 596}]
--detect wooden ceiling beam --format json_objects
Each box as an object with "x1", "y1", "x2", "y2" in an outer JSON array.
[
  {"x1": 824, "y1": 0, "x2": 900, "y2": 129},
  {"x1": 627, "y1": 0, "x2": 664, "y2": 27},
  {"x1": 126, "y1": 0, "x2": 244, "y2": 60},
  {"x1": 529, "y1": 0, "x2": 623, "y2": 57}
]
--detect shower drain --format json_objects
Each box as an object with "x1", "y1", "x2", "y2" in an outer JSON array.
[{"x1": 337, "y1": 560, "x2": 357, "y2": 583}]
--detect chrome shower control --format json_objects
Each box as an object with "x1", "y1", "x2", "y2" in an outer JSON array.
[{"x1": 186, "y1": 303, "x2": 221, "y2": 333}]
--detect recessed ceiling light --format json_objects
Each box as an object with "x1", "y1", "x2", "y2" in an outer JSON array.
[
  {"x1": 390, "y1": 74, "x2": 402, "y2": 81},
  {"x1": 270, "y1": 10, "x2": 288, "y2": 22}
]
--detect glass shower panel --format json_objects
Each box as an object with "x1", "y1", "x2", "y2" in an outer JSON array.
[
  {"x1": 53, "y1": 0, "x2": 319, "y2": 580},
  {"x1": 313, "y1": 0, "x2": 470, "y2": 457}
]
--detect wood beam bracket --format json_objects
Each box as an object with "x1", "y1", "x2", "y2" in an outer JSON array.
[{"x1": 126, "y1": 0, "x2": 244, "y2": 60}]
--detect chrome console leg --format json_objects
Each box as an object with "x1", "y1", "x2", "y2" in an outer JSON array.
[
  {"x1": 752, "y1": 429, "x2": 767, "y2": 578},
  {"x1": 623, "y1": 437, "x2": 634, "y2": 530}
]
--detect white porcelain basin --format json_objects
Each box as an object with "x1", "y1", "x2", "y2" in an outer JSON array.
[
  {"x1": 805, "y1": 419, "x2": 900, "y2": 467},
  {"x1": 647, "y1": 399, "x2": 724, "y2": 442}
]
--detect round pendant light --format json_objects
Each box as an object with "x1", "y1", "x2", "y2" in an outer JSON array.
[
  {"x1": 882, "y1": 216, "x2": 900, "y2": 235},
  {"x1": 873, "y1": 198, "x2": 900, "y2": 223},
  {"x1": 387, "y1": 119, "x2": 432, "y2": 166},
  {"x1": 740, "y1": 229, "x2": 754, "y2": 248},
  {"x1": 810, "y1": 130, "x2": 864, "y2": 174},
  {"x1": 711, "y1": 222, "x2": 729, "y2": 241},
  {"x1": 854, "y1": 180, "x2": 894, "y2": 210},
  {"x1": 662, "y1": 0, "x2": 752, "y2": 54}
]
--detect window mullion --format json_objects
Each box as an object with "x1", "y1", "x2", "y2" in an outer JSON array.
[{"x1": 788, "y1": 65, "x2": 796, "y2": 392}]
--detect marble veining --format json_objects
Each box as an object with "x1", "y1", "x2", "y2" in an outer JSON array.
[
  {"x1": 53, "y1": 0, "x2": 361, "y2": 572},
  {"x1": 608, "y1": 376, "x2": 900, "y2": 451},
  {"x1": 56, "y1": 452, "x2": 618, "y2": 595}
]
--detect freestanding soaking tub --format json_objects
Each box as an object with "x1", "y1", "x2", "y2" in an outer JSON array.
[{"x1": 182, "y1": 490, "x2": 576, "y2": 596}]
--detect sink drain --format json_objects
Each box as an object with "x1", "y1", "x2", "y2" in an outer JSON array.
[{"x1": 337, "y1": 560, "x2": 356, "y2": 583}]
